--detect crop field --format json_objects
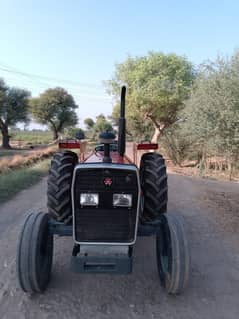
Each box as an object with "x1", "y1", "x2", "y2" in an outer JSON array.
[
  {"x1": 0, "y1": 130, "x2": 53, "y2": 148},
  {"x1": 0, "y1": 146, "x2": 56, "y2": 173},
  {"x1": 13, "y1": 130, "x2": 52, "y2": 144}
]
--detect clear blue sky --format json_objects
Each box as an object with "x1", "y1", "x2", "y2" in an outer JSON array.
[{"x1": 0, "y1": 0, "x2": 238, "y2": 128}]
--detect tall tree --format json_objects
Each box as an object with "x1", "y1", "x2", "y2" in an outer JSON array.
[
  {"x1": 181, "y1": 53, "x2": 239, "y2": 177},
  {"x1": 66, "y1": 127, "x2": 85, "y2": 139},
  {"x1": 30, "y1": 87, "x2": 78, "y2": 140},
  {"x1": 111, "y1": 102, "x2": 153, "y2": 141},
  {"x1": 0, "y1": 79, "x2": 30, "y2": 148},
  {"x1": 107, "y1": 52, "x2": 194, "y2": 142},
  {"x1": 84, "y1": 117, "x2": 95, "y2": 130},
  {"x1": 92, "y1": 114, "x2": 113, "y2": 140}
]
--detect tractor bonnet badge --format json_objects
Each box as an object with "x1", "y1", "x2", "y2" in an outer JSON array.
[{"x1": 104, "y1": 177, "x2": 112, "y2": 186}]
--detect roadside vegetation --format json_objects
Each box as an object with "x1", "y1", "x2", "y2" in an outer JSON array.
[
  {"x1": 0, "y1": 159, "x2": 50, "y2": 202},
  {"x1": 0, "y1": 146, "x2": 56, "y2": 173},
  {"x1": 0, "y1": 146, "x2": 57, "y2": 202},
  {"x1": 30, "y1": 88, "x2": 78, "y2": 140},
  {"x1": 83, "y1": 114, "x2": 113, "y2": 140},
  {"x1": 1, "y1": 50, "x2": 238, "y2": 182},
  {"x1": 108, "y1": 51, "x2": 239, "y2": 180},
  {"x1": 0, "y1": 82, "x2": 79, "y2": 148},
  {"x1": 160, "y1": 53, "x2": 239, "y2": 180},
  {"x1": 9, "y1": 130, "x2": 52, "y2": 145}
]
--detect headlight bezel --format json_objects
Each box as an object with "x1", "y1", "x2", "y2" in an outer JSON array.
[
  {"x1": 80, "y1": 193, "x2": 99, "y2": 207},
  {"x1": 113, "y1": 193, "x2": 133, "y2": 208}
]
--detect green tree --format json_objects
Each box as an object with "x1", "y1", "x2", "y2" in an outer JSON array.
[
  {"x1": 92, "y1": 114, "x2": 113, "y2": 140},
  {"x1": 66, "y1": 127, "x2": 85, "y2": 139},
  {"x1": 30, "y1": 87, "x2": 78, "y2": 140},
  {"x1": 111, "y1": 102, "x2": 153, "y2": 141},
  {"x1": 182, "y1": 53, "x2": 239, "y2": 177},
  {"x1": 107, "y1": 52, "x2": 194, "y2": 142},
  {"x1": 84, "y1": 117, "x2": 95, "y2": 130},
  {"x1": 0, "y1": 79, "x2": 30, "y2": 148}
]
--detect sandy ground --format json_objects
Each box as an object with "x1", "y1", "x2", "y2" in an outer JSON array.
[{"x1": 0, "y1": 174, "x2": 239, "y2": 319}]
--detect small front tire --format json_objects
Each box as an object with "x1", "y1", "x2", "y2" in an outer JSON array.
[
  {"x1": 156, "y1": 213, "x2": 190, "y2": 294},
  {"x1": 17, "y1": 212, "x2": 53, "y2": 293}
]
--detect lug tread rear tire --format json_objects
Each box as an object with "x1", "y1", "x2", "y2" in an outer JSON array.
[
  {"x1": 47, "y1": 151, "x2": 78, "y2": 224},
  {"x1": 140, "y1": 153, "x2": 168, "y2": 222}
]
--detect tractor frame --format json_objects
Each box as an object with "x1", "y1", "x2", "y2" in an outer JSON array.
[{"x1": 16, "y1": 86, "x2": 190, "y2": 295}]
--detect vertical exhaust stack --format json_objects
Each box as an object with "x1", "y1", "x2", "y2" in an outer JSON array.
[{"x1": 118, "y1": 86, "x2": 126, "y2": 157}]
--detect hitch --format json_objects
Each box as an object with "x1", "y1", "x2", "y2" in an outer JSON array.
[{"x1": 71, "y1": 245, "x2": 133, "y2": 274}]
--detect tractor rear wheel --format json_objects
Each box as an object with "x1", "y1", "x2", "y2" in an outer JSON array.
[
  {"x1": 140, "y1": 152, "x2": 168, "y2": 222},
  {"x1": 47, "y1": 151, "x2": 78, "y2": 224},
  {"x1": 156, "y1": 213, "x2": 190, "y2": 294},
  {"x1": 17, "y1": 212, "x2": 53, "y2": 293}
]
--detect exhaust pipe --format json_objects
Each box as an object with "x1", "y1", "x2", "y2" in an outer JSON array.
[{"x1": 118, "y1": 86, "x2": 126, "y2": 156}]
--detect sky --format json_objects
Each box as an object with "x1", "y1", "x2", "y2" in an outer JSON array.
[{"x1": 0, "y1": 0, "x2": 238, "y2": 128}]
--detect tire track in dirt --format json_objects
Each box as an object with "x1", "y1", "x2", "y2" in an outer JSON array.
[{"x1": 0, "y1": 174, "x2": 239, "y2": 319}]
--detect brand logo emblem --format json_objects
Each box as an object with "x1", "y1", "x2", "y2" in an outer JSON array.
[{"x1": 104, "y1": 177, "x2": 112, "y2": 186}]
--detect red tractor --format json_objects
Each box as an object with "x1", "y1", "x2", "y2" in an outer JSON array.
[{"x1": 17, "y1": 86, "x2": 190, "y2": 295}]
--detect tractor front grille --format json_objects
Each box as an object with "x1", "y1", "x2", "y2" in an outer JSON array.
[{"x1": 72, "y1": 164, "x2": 139, "y2": 244}]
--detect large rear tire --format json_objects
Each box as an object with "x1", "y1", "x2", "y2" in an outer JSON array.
[
  {"x1": 47, "y1": 151, "x2": 78, "y2": 224},
  {"x1": 156, "y1": 213, "x2": 190, "y2": 294},
  {"x1": 17, "y1": 212, "x2": 53, "y2": 293},
  {"x1": 140, "y1": 152, "x2": 168, "y2": 222}
]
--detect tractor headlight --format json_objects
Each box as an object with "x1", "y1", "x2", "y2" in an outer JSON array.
[
  {"x1": 113, "y1": 194, "x2": 132, "y2": 208},
  {"x1": 80, "y1": 193, "x2": 99, "y2": 206}
]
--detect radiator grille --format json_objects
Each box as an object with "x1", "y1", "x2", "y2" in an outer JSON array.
[
  {"x1": 73, "y1": 165, "x2": 139, "y2": 243},
  {"x1": 75, "y1": 209, "x2": 134, "y2": 242}
]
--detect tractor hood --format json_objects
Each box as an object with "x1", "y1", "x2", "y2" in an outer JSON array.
[{"x1": 85, "y1": 151, "x2": 132, "y2": 165}]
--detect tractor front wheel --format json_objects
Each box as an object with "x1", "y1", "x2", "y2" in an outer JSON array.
[
  {"x1": 156, "y1": 213, "x2": 190, "y2": 294},
  {"x1": 17, "y1": 212, "x2": 53, "y2": 293}
]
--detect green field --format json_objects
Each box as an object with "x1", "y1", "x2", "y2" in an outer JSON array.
[{"x1": 10, "y1": 130, "x2": 52, "y2": 145}]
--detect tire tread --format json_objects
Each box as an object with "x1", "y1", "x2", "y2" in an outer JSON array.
[
  {"x1": 140, "y1": 152, "x2": 168, "y2": 222},
  {"x1": 47, "y1": 151, "x2": 77, "y2": 224}
]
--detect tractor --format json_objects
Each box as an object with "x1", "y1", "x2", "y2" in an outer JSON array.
[{"x1": 17, "y1": 86, "x2": 190, "y2": 295}]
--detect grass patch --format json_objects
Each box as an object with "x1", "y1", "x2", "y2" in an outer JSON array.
[
  {"x1": 12, "y1": 131, "x2": 53, "y2": 145},
  {"x1": 0, "y1": 146, "x2": 56, "y2": 173},
  {"x1": 0, "y1": 159, "x2": 50, "y2": 203},
  {"x1": 0, "y1": 131, "x2": 53, "y2": 147}
]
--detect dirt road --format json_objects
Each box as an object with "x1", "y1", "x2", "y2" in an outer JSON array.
[{"x1": 0, "y1": 174, "x2": 238, "y2": 319}]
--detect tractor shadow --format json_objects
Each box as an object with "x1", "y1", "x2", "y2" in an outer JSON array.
[
  {"x1": 19, "y1": 221, "x2": 234, "y2": 319},
  {"x1": 33, "y1": 236, "x2": 194, "y2": 313}
]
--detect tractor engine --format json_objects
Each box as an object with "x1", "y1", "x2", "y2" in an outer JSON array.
[
  {"x1": 72, "y1": 163, "x2": 140, "y2": 245},
  {"x1": 72, "y1": 130, "x2": 140, "y2": 245},
  {"x1": 70, "y1": 131, "x2": 140, "y2": 273}
]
